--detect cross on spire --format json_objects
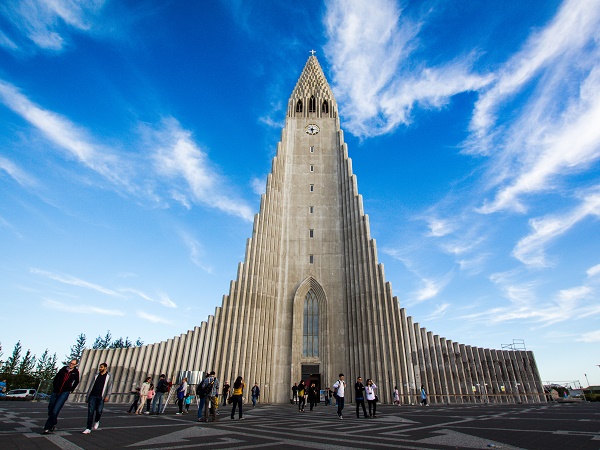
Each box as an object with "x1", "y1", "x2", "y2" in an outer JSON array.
[{"x1": 309, "y1": 49, "x2": 316, "y2": 56}]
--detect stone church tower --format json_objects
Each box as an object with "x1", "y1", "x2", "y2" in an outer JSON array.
[{"x1": 78, "y1": 55, "x2": 546, "y2": 405}]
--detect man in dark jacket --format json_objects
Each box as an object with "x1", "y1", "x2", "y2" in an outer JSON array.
[{"x1": 43, "y1": 359, "x2": 80, "y2": 434}]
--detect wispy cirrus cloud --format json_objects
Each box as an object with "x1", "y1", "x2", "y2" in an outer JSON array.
[
  {"x1": 470, "y1": 0, "x2": 600, "y2": 214},
  {"x1": 323, "y1": 0, "x2": 491, "y2": 137},
  {"x1": 147, "y1": 118, "x2": 254, "y2": 221},
  {"x1": 138, "y1": 311, "x2": 173, "y2": 325},
  {"x1": 0, "y1": 80, "x2": 132, "y2": 189},
  {"x1": 43, "y1": 298, "x2": 124, "y2": 316},
  {"x1": 0, "y1": 156, "x2": 37, "y2": 187},
  {"x1": 1, "y1": 0, "x2": 105, "y2": 51},
  {"x1": 577, "y1": 330, "x2": 600, "y2": 342},
  {"x1": 31, "y1": 268, "x2": 120, "y2": 296},
  {"x1": 512, "y1": 189, "x2": 600, "y2": 267}
]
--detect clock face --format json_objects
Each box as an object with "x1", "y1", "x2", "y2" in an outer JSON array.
[{"x1": 305, "y1": 124, "x2": 320, "y2": 135}]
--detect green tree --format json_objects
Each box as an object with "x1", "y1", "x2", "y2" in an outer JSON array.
[
  {"x1": 36, "y1": 350, "x2": 58, "y2": 380},
  {"x1": 16, "y1": 349, "x2": 36, "y2": 376},
  {"x1": 93, "y1": 331, "x2": 112, "y2": 349},
  {"x1": 64, "y1": 333, "x2": 87, "y2": 365},
  {"x1": 1, "y1": 341, "x2": 22, "y2": 374}
]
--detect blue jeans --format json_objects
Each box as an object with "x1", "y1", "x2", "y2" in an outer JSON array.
[
  {"x1": 86, "y1": 396, "x2": 104, "y2": 430},
  {"x1": 197, "y1": 397, "x2": 205, "y2": 419},
  {"x1": 336, "y1": 395, "x2": 345, "y2": 416},
  {"x1": 151, "y1": 392, "x2": 164, "y2": 413},
  {"x1": 252, "y1": 395, "x2": 258, "y2": 406},
  {"x1": 44, "y1": 391, "x2": 70, "y2": 431}
]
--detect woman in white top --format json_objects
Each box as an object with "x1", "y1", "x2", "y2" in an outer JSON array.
[
  {"x1": 365, "y1": 378, "x2": 378, "y2": 418},
  {"x1": 393, "y1": 385, "x2": 400, "y2": 406}
]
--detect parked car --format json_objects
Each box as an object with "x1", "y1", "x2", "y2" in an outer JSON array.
[{"x1": 5, "y1": 389, "x2": 36, "y2": 400}]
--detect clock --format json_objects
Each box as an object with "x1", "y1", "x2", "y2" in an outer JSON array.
[{"x1": 305, "y1": 124, "x2": 320, "y2": 135}]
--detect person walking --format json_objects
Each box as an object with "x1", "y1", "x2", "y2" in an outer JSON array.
[
  {"x1": 202, "y1": 371, "x2": 219, "y2": 422},
  {"x1": 127, "y1": 387, "x2": 141, "y2": 413},
  {"x1": 184, "y1": 393, "x2": 192, "y2": 413},
  {"x1": 222, "y1": 381, "x2": 230, "y2": 407},
  {"x1": 420, "y1": 385, "x2": 428, "y2": 406},
  {"x1": 251, "y1": 382, "x2": 260, "y2": 407},
  {"x1": 82, "y1": 363, "x2": 113, "y2": 434},
  {"x1": 332, "y1": 373, "x2": 346, "y2": 419},
  {"x1": 308, "y1": 383, "x2": 319, "y2": 411},
  {"x1": 196, "y1": 373, "x2": 208, "y2": 422},
  {"x1": 297, "y1": 380, "x2": 306, "y2": 412},
  {"x1": 145, "y1": 384, "x2": 155, "y2": 413},
  {"x1": 292, "y1": 383, "x2": 298, "y2": 404},
  {"x1": 365, "y1": 378, "x2": 378, "y2": 418},
  {"x1": 230, "y1": 376, "x2": 245, "y2": 420},
  {"x1": 354, "y1": 376, "x2": 368, "y2": 418},
  {"x1": 175, "y1": 377, "x2": 188, "y2": 415},
  {"x1": 136, "y1": 377, "x2": 152, "y2": 414},
  {"x1": 151, "y1": 374, "x2": 168, "y2": 414},
  {"x1": 43, "y1": 359, "x2": 80, "y2": 434},
  {"x1": 393, "y1": 386, "x2": 400, "y2": 406}
]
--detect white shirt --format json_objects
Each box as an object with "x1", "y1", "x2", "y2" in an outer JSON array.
[
  {"x1": 332, "y1": 379, "x2": 346, "y2": 397},
  {"x1": 365, "y1": 383, "x2": 377, "y2": 401}
]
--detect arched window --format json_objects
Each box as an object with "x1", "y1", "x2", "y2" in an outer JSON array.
[
  {"x1": 296, "y1": 100, "x2": 303, "y2": 113},
  {"x1": 308, "y1": 96, "x2": 316, "y2": 113},
  {"x1": 303, "y1": 290, "x2": 319, "y2": 357},
  {"x1": 322, "y1": 100, "x2": 329, "y2": 113}
]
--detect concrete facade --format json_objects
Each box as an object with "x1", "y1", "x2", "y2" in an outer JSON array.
[{"x1": 77, "y1": 56, "x2": 546, "y2": 404}]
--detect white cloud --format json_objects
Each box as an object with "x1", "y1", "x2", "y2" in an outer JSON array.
[
  {"x1": 138, "y1": 311, "x2": 173, "y2": 325},
  {"x1": 425, "y1": 303, "x2": 450, "y2": 321},
  {"x1": 31, "y1": 268, "x2": 120, "y2": 296},
  {"x1": 512, "y1": 190, "x2": 600, "y2": 267},
  {"x1": 149, "y1": 118, "x2": 254, "y2": 221},
  {"x1": 2, "y1": 0, "x2": 104, "y2": 51},
  {"x1": 411, "y1": 276, "x2": 450, "y2": 303},
  {"x1": 43, "y1": 298, "x2": 124, "y2": 316},
  {"x1": 0, "y1": 156, "x2": 37, "y2": 187},
  {"x1": 251, "y1": 176, "x2": 266, "y2": 196},
  {"x1": 158, "y1": 293, "x2": 177, "y2": 308},
  {"x1": 577, "y1": 330, "x2": 600, "y2": 342},
  {"x1": 0, "y1": 80, "x2": 131, "y2": 188},
  {"x1": 0, "y1": 29, "x2": 18, "y2": 51},
  {"x1": 426, "y1": 218, "x2": 454, "y2": 237},
  {"x1": 323, "y1": 0, "x2": 491, "y2": 137},
  {"x1": 179, "y1": 231, "x2": 212, "y2": 273},
  {"x1": 586, "y1": 263, "x2": 600, "y2": 278}
]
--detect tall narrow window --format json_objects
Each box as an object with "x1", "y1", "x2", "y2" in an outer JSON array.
[
  {"x1": 296, "y1": 100, "x2": 303, "y2": 113},
  {"x1": 310, "y1": 184, "x2": 314, "y2": 192},
  {"x1": 308, "y1": 95, "x2": 316, "y2": 113},
  {"x1": 309, "y1": 206, "x2": 314, "y2": 214},
  {"x1": 303, "y1": 290, "x2": 319, "y2": 357},
  {"x1": 309, "y1": 254, "x2": 314, "y2": 264},
  {"x1": 309, "y1": 229, "x2": 314, "y2": 238},
  {"x1": 310, "y1": 164, "x2": 314, "y2": 172},
  {"x1": 322, "y1": 100, "x2": 329, "y2": 113},
  {"x1": 310, "y1": 146, "x2": 314, "y2": 153}
]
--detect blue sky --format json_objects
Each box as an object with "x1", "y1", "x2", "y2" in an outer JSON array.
[{"x1": 1, "y1": 0, "x2": 599, "y2": 387}]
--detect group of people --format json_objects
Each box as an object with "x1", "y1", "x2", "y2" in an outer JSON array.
[
  {"x1": 41, "y1": 359, "x2": 261, "y2": 436},
  {"x1": 292, "y1": 373, "x2": 380, "y2": 419},
  {"x1": 42, "y1": 359, "x2": 115, "y2": 435}
]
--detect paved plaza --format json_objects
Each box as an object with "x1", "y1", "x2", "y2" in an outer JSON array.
[{"x1": 0, "y1": 400, "x2": 598, "y2": 449}]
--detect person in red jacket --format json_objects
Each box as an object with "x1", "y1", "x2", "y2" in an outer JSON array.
[{"x1": 43, "y1": 359, "x2": 80, "y2": 434}]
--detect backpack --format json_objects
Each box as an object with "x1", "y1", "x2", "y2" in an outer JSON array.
[
  {"x1": 196, "y1": 382, "x2": 205, "y2": 398},
  {"x1": 157, "y1": 379, "x2": 168, "y2": 393}
]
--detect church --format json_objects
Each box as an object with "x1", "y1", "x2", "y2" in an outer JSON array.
[{"x1": 77, "y1": 54, "x2": 546, "y2": 405}]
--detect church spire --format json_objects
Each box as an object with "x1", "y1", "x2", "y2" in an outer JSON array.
[{"x1": 288, "y1": 54, "x2": 337, "y2": 118}]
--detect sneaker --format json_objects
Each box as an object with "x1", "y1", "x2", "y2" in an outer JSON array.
[
  {"x1": 339, "y1": 415, "x2": 343, "y2": 419},
  {"x1": 92, "y1": 422, "x2": 100, "y2": 430},
  {"x1": 82, "y1": 429, "x2": 91, "y2": 434},
  {"x1": 239, "y1": 417, "x2": 244, "y2": 420},
  {"x1": 176, "y1": 412, "x2": 182, "y2": 415},
  {"x1": 42, "y1": 430, "x2": 50, "y2": 435},
  {"x1": 143, "y1": 411, "x2": 150, "y2": 415}
]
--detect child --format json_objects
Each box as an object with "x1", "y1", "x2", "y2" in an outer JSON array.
[
  {"x1": 144, "y1": 384, "x2": 155, "y2": 414},
  {"x1": 184, "y1": 393, "x2": 192, "y2": 413}
]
